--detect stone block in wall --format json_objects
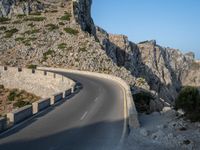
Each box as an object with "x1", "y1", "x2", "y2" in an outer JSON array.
[
  {"x1": 51, "y1": 92, "x2": 63, "y2": 105},
  {"x1": 32, "y1": 98, "x2": 51, "y2": 114},
  {"x1": 56, "y1": 74, "x2": 64, "y2": 81},
  {"x1": 7, "y1": 105, "x2": 33, "y2": 125},
  {"x1": 46, "y1": 72, "x2": 54, "y2": 78}
]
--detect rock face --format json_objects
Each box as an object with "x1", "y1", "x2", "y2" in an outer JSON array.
[
  {"x1": 0, "y1": 0, "x2": 45, "y2": 17},
  {"x1": 96, "y1": 28, "x2": 199, "y2": 110},
  {"x1": 72, "y1": 0, "x2": 96, "y2": 35},
  {"x1": 0, "y1": 0, "x2": 199, "y2": 111}
]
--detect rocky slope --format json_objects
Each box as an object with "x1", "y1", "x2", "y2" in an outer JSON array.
[{"x1": 0, "y1": 0, "x2": 199, "y2": 111}]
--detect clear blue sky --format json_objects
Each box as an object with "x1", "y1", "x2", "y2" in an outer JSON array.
[{"x1": 92, "y1": 0, "x2": 200, "y2": 59}]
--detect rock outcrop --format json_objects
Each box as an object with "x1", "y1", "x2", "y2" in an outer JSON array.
[
  {"x1": 96, "y1": 27, "x2": 199, "y2": 110},
  {"x1": 72, "y1": 0, "x2": 96, "y2": 35}
]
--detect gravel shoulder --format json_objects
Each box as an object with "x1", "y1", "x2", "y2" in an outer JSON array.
[{"x1": 122, "y1": 107, "x2": 200, "y2": 150}]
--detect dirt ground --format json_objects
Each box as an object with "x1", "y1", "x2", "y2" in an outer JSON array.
[{"x1": 0, "y1": 85, "x2": 40, "y2": 116}]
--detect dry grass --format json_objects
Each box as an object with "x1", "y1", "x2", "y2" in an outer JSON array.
[{"x1": 0, "y1": 85, "x2": 40, "y2": 116}]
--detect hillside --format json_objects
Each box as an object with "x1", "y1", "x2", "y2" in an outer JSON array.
[{"x1": 0, "y1": 0, "x2": 200, "y2": 112}]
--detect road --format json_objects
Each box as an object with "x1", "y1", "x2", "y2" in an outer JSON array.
[{"x1": 0, "y1": 72, "x2": 125, "y2": 150}]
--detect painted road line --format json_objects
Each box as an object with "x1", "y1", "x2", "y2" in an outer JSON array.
[{"x1": 80, "y1": 111, "x2": 88, "y2": 120}]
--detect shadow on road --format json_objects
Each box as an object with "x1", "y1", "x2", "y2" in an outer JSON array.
[{"x1": 0, "y1": 119, "x2": 125, "y2": 150}]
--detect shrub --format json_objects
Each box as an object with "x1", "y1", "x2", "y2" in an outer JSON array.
[
  {"x1": 133, "y1": 92, "x2": 153, "y2": 113},
  {"x1": 59, "y1": 22, "x2": 65, "y2": 26},
  {"x1": 22, "y1": 39, "x2": 32, "y2": 46},
  {"x1": 0, "y1": 17, "x2": 10, "y2": 23},
  {"x1": 4, "y1": 28, "x2": 19, "y2": 38},
  {"x1": 24, "y1": 17, "x2": 46, "y2": 22},
  {"x1": 30, "y1": 12, "x2": 41, "y2": 16},
  {"x1": 24, "y1": 29, "x2": 40, "y2": 35},
  {"x1": 13, "y1": 100, "x2": 30, "y2": 108},
  {"x1": 50, "y1": 10, "x2": 58, "y2": 13},
  {"x1": 175, "y1": 86, "x2": 200, "y2": 122},
  {"x1": 16, "y1": 14, "x2": 26, "y2": 19},
  {"x1": 60, "y1": 12, "x2": 71, "y2": 21},
  {"x1": 27, "y1": 64, "x2": 37, "y2": 69},
  {"x1": 64, "y1": 27, "x2": 79, "y2": 35},
  {"x1": 12, "y1": 20, "x2": 22, "y2": 24},
  {"x1": 7, "y1": 89, "x2": 18, "y2": 101},
  {"x1": 15, "y1": 37, "x2": 25, "y2": 42},
  {"x1": 136, "y1": 78, "x2": 146, "y2": 86},
  {"x1": 27, "y1": 23, "x2": 35, "y2": 27},
  {"x1": 0, "y1": 26, "x2": 6, "y2": 31},
  {"x1": 43, "y1": 49, "x2": 54, "y2": 61},
  {"x1": 79, "y1": 47, "x2": 87, "y2": 52},
  {"x1": 58, "y1": 43, "x2": 67, "y2": 49},
  {"x1": 0, "y1": 85, "x2": 4, "y2": 89},
  {"x1": 19, "y1": 37, "x2": 36, "y2": 46},
  {"x1": 45, "y1": 24, "x2": 59, "y2": 31}
]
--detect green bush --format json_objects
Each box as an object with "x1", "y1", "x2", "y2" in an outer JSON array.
[
  {"x1": 15, "y1": 37, "x2": 25, "y2": 42},
  {"x1": 24, "y1": 17, "x2": 46, "y2": 22},
  {"x1": 58, "y1": 43, "x2": 67, "y2": 49},
  {"x1": 27, "y1": 23, "x2": 35, "y2": 28},
  {"x1": 24, "y1": 29, "x2": 40, "y2": 35},
  {"x1": 16, "y1": 14, "x2": 26, "y2": 19},
  {"x1": 133, "y1": 92, "x2": 153, "y2": 113},
  {"x1": 4, "y1": 28, "x2": 19, "y2": 38},
  {"x1": 0, "y1": 26, "x2": 7, "y2": 31},
  {"x1": 12, "y1": 20, "x2": 22, "y2": 24},
  {"x1": 45, "y1": 24, "x2": 59, "y2": 31},
  {"x1": 0, "y1": 85, "x2": 4, "y2": 89},
  {"x1": 30, "y1": 12, "x2": 41, "y2": 16},
  {"x1": 50, "y1": 10, "x2": 58, "y2": 13},
  {"x1": 79, "y1": 47, "x2": 87, "y2": 52},
  {"x1": 0, "y1": 17, "x2": 10, "y2": 23},
  {"x1": 175, "y1": 86, "x2": 200, "y2": 122},
  {"x1": 59, "y1": 22, "x2": 65, "y2": 26},
  {"x1": 27, "y1": 64, "x2": 37, "y2": 69},
  {"x1": 43, "y1": 49, "x2": 54, "y2": 61},
  {"x1": 60, "y1": 12, "x2": 71, "y2": 21},
  {"x1": 7, "y1": 89, "x2": 18, "y2": 101},
  {"x1": 64, "y1": 27, "x2": 79, "y2": 35},
  {"x1": 14, "y1": 100, "x2": 30, "y2": 108}
]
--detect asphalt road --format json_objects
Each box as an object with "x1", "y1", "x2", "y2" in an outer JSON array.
[{"x1": 0, "y1": 72, "x2": 125, "y2": 150}]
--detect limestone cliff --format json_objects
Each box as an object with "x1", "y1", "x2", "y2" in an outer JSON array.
[{"x1": 96, "y1": 27, "x2": 200, "y2": 110}]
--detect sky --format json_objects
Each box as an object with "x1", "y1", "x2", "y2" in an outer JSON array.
[{"x1": 92, "y1": 0, "x2": 200, "y2": 59}]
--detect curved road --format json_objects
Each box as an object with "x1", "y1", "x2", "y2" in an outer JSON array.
[{"x1": 0, "y1": 72, "x2": 125, "y2": 150}]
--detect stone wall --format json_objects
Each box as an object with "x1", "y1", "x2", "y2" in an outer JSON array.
[{"x1": 0, "y1": 66, "x2": 75, "y2": 98}]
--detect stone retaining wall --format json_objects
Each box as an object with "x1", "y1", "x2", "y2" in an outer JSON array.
[
  {"x1": 0, "y1": 66, "x2": 74, "y2": 98},
  {"x1": 0, "y1": 66, "x2": 76, "y2": 133}
]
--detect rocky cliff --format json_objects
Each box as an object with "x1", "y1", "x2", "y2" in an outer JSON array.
[
  {"x1": 96, "y1": 27, "x2": 199, "y2": 110},
  {"x1": 0, "y1": 0, "x2": 199, "y2": 111}
]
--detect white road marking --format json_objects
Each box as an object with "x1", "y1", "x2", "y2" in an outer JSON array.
[{"x1": 80, "y1": 111, "x2": 88, "y2": 120}]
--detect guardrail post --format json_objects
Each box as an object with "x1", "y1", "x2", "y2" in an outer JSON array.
[
  {"x1": 4, "y1": 66, "x2": 7, "y2": 71},
  {"x1": 18, "y1": 67, "x2": 22, "y2": 72}
]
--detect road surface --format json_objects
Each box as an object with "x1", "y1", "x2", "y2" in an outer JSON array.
[{"x1": 0, "y1": 72, "x2": 125, "y2": 150}]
